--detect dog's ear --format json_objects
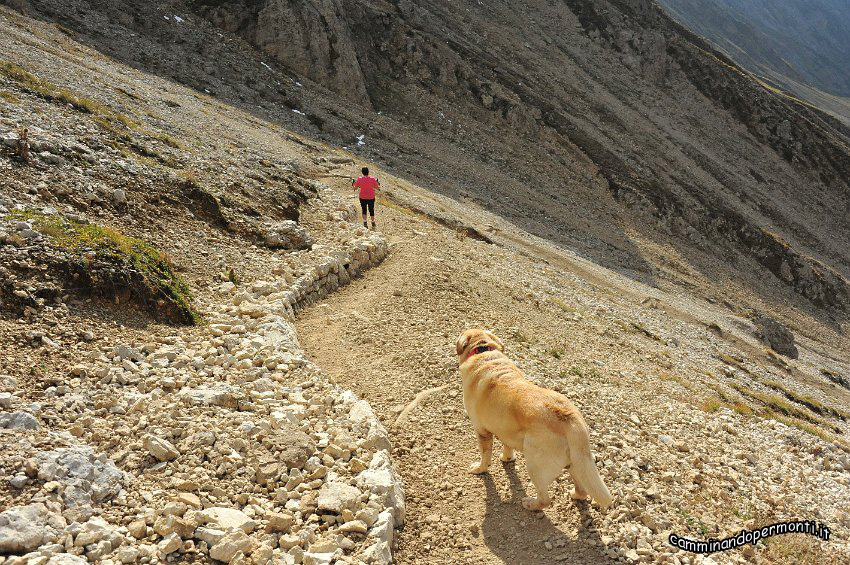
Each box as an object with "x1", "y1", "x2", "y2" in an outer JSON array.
[
  {"x1": 456, "y1": 333, "x2": 470, "y2": 356},
  {"x1": 485, "y1": 330, "x2": 504, "y2": 351}
]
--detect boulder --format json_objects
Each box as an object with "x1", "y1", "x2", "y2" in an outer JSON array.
[
  {"x1": 179, "y1": 385, "x2": 241, "y2": 408},
  {"x1": 39, "y1": 151, "x2": 66, "y2": 166},
  {"x1": 36, "y1": 446, "x2": 124, "y2": 514},
  {"x1": 265, "y1": 512, "x2": 294, "y2": 533},
  {"x1": 303, "y1": 551, "x2": 337, "y2": 565},
  {"x1": 355, "y1": 452, "x2": 405, "y2": 526},
  {"x1": 198, "y1": 507, "x2": 256, "y2": 533},
  {"x1": 317, "y1": 482, "x2": 362, "y2": 513},
  {"x1": 115, "y1": 344, "x2": 143, "y2": 361},
  {"x1": 117, "y1": 546, "x2": 141, "y2": 564},
  {"x1": 754, "y1": 315, "x2": 799, "y2": 358},
  {"x1": 0, "y1": 503, "x2": 65, "y2": 553},
  {"x1": 1, "y1": 131, "x2": 20, "y2": 147},
  {"x1": 195, "y1": 526, "x2": 226, "y2": 546},
  {"x1": 273, "y1": 426, "x2": 316, "y2": 470},
  {"x1": 0, "y1": 374, "x2": 18, "y2": 392},
  {"x1": 73, "y1": 516, "x2": 115, "y2": 547},
  {"x1": 46, "y1": 556, "x2": 88, "y2": 565},
  {"x1": 360, "y1": 541, "x2": 391, "y2": 565},
  {"x1": 0, "y1": 411, "x2": 39, "y2": 430},
  {"x1": 263, "y1": 220, "x2": 314, "y2": 250},
  {"x1": 369, "y1": 510, "x2": 394, "y2": 545},
  {"x1": 254, "y1": 457, "x2": 282, "y2": 485},
  {"x1": 209, "y1": 530, "x2": 253, "y2": 562},
  {"x1": 143, "y1": 435, "x2": 180, "y2": 461},
  {"x1": 0, "y1": 392, "x2": 16, "y2": 409},
  {"x1": 158, "y1": 532, "x2": 182, "y2": 556}
]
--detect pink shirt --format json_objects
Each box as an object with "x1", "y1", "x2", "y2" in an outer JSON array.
[{"x1": 355, "y1": 176, "x2": 379, "y2": 200}]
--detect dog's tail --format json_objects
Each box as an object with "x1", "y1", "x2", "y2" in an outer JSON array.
[{"x1": 566, "y1": 423, "x2": 613, "y2": 510}]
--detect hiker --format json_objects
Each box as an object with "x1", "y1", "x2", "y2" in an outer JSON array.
[{"x1": 353, "y1": 166, "x2": 380, "y2": 230}]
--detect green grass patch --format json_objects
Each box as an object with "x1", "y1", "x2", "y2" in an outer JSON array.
[
  {"x1": 0, "y1": 61, "x2": 138, "y2": 129},
  {"x1": 776, "y1": 417, "x2": 835, "y2": 443},
  {"x1": 95, "y1": 117, "x2": 132, "y2": 142},
  {"x1": 510, "y1": 328, "x2": 530, "y2": 343},
  {"x1": 729, "y1": 402, "x2": 754, "y2": 416},
  {"x1": 749, "y1": 510, "x2": 824, "y2": 565},
  {"x1": 378, "y1": 195, "x2": 419, "y2": 218},
  {"x1": 697, "y1": 382, "x2": 756, "y2": 415},
  {"x1": 716, "y1": 351, "x2": 743, "y2": 367},
  {"x1": 731, "y1": 382, "x2": 841, "y2": 433},
  {"x1": 0, "y1": 90, "x2": 20, "y2": 104},
  {"x1": 701, "y1": 398, "x2": 724, "y2": 413},
  {"x1": 732, "y1": 383, "x2": 811, "y2": 420},
  {"x1": 178, "y1": 169, "x2": 200, "y2": 187},
  {"x1": 550, "y1": 297, "x2": 577, "y2": 314},
  {"x1": 700, "y1": 398, "x2": 753, "y2": 415},
  {"x1": 546, "y1": 346, "x2": 564, "y2": 359},
  {"x1": 761, "y1": 380, "x2": 848, "y2": 420},
  {"x1": 5, "y1": 209, "x2": 200, "y2": 324},
  {"x1": 149, "y1": 131, "x2": 182, "y2": 149},
  {"x1": 763, "y1": 348, "x2": 790, "y2": 370},
  {"x1": 567, "y1": 365, "x2": 600, "y2": 379},
  {"x1": 659, "y1": 371, "x2": 696, "y2": 391}
]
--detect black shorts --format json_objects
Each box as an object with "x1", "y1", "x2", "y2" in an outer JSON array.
[{"x1": 359, "y1": 198, "x2": 375, "y2": 216}]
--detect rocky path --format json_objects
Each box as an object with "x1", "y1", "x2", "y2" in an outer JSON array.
[{"x1": 297, "y1": 181, "x2": 850, "y2": 565}]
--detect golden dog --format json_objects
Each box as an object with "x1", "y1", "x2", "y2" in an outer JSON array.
[{"x1": 456, "y1": 329, "x2": 612, "y2": 510}]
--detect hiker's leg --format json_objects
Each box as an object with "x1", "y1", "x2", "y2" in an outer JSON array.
[{"x1": 360, "y1": 199, "x2": 368, "y2": 227}]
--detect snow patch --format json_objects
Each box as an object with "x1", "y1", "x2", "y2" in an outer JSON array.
[
  {"x1": 356, "y1": 134, "x2": 366, "y2": 147},
  {"x1": 292, "y1": 109, "x2": 306, "y2": 116}
]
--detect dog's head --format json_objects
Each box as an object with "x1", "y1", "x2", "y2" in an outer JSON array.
[{"x1": 456, "y1": 329, "x2": 504, "y2": 362}]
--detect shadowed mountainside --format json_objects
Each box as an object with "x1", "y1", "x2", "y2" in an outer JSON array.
[{"x1": 658, "y1": 0, "x2": 850, "y2": 124}]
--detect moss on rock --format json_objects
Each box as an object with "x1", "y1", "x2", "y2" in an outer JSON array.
[{"x1": 5, "y1": 209, "x2": 201, "y2": 325}]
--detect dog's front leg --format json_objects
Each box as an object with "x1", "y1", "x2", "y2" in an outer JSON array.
[{"x1": 469, "y1": 432, "x2": 493, "y2": 474}]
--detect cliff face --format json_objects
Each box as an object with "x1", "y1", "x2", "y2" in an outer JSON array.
[
  {"x1": 195, "y1": 0, "x2": 372, "y2": 106},
  {"x1": 7, "y1": 0, "x2": 850, "y2": 320}
]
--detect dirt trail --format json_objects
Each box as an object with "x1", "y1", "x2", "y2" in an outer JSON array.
[
  {"x1": 297, "y1": 175, "x2": 850, "y2": 565},
  {"x1": 297, "y1": 184, "x2": 614, "y2": 564}
]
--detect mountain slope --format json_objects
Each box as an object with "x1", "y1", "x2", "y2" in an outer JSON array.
[
  {"x1": 192, "y1": 0, "x2": 850, "y2": 317},
  {"x1": 7, "y1": 0, "x2": 850, "y2": 332},
  {"x1": 3, "y1": 3, "x2": 850, "y2": 564},
  {"x1": 658, "y1": 0, "x2": 850, "y2": 123}
]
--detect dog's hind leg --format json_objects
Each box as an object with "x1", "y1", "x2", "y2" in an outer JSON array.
[
  {"x1": 522, "y1": 439, "x2": 567, "y2": 511},
  {"x1": 500, "y1": 445, "x2": 516, "y2": 462},
  {"x1": 469, "y1": 432, "x2": 493, "y2": 474},
  {"x1": 568, "y1": 469, "x2": 590, "y2": 502}
]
